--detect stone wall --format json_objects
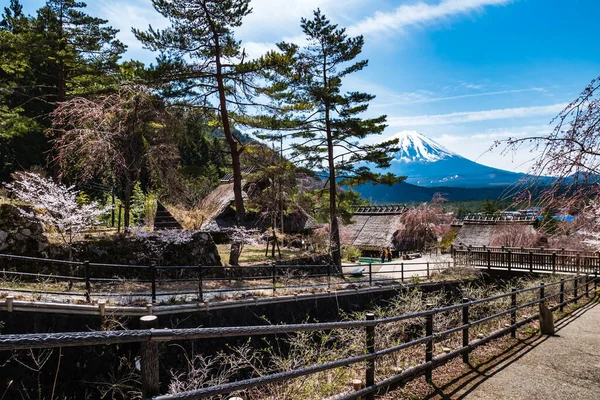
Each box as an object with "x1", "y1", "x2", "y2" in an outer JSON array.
[
  {"x1": 0, "y1": 203, "x2": 222, "y2": 268},
  {"x1": 0, "y1": 203, "x2": 49, "y2": 255}
]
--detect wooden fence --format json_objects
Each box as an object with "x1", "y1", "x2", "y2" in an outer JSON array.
[
  {"x1": 0, "y1": 275, "x2": 596, "y2": 399},
  {"x1": 453, "y1": 245, "x2": 596, "y2": 257},
  {"x1": 0, "y1": 253, "x2": 450, "y2": 305},
  {"x1": 453, "y1": 248, "x2": 600, "y2": 274}
]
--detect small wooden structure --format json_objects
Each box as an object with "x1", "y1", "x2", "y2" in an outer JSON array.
[{"x1": 153, "y1": 202, "x2": 183, "y2": 230}]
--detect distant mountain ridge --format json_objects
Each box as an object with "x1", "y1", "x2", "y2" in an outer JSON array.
[{"x1": 379, "y1": 131, "x2": 526, "y2": 188}]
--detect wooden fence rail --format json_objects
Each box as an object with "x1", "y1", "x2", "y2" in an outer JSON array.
[
  {"x1": 0, "y1": 253, "x2": 450, "y2": 304},
  {"x1": 0, "y1": 275, "x2": 597, "y2": 399},
  {"x1": 453, "y1": 248, "x2": 600, "y2": 274}
]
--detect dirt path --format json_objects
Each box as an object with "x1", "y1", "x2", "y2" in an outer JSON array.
[{"x1": 457, "y1": 300, "x2": 600, "y2": 400}]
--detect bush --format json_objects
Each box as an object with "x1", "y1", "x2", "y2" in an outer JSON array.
[{"x1": 341, "y1": 245, "x2": 361, "y2": 262}]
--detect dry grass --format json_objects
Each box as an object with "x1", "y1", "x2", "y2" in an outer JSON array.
[
  {"x1": 163, "y1": 276, "x2": 595, "y2": 400},
  {"x1": 216, "y1": 243, "x2": 313, "y2": 265}
]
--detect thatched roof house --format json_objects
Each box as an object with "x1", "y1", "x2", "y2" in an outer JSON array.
[
  {"x1": 453, "y1": 219, "x2": 536, "y2": 248},
  {"x1": 199, "y1": 182, "x2": 318, "y2": 235},
  {"x1": 343, "y1": 205, "x2": 408, "y2": 252}
]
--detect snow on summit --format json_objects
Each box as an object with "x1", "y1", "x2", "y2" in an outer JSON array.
[{"x1": 390, "y1": 131, "x2": 456, "y2": 163}]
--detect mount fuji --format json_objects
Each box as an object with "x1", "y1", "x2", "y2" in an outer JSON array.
[{"x1": 377, "y1": 131, "x2": 526, "y2": 188}]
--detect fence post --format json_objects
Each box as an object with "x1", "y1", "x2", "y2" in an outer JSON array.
[
  {"x1": 487, "y1": 250, "x2": 491, "y2": 270},
  {"x1": 552, "y1": 253, "x2": 556, "y2": 274},
  {"x1": 425, "y1": 304, "x2": 433, "y2": 382},
  {"x1": 560, "y1": 278, "x2": 565, "y2": 312},
  {"x1": 507, "y1": 250, "x2": 511, "y2": 272},
  {"x1": 197, "y1": 265, "x2": 203, "y2": 302},
  {"x1": 327, "y1": 263, "x2": 331, "y2": 289},
  {"x1": 539, "y1": 282, "x2": 545, "y2": 303},
  {"x1": 272, "y1": 264, "x2": 277, "y2": 294},
  {"x1": 595, "y1": 269, "x2": 598, "y2": 291},
  {"x1": 365, "y1": 313, "x2": 376, "y2": 400},
  {"x1": 529, "y1": 251, "x2": 533, "y2": 273},
  {"x1": 401, "y1": 262, "x2": 404, "y2": 282},
  {"x1": 511, "y1": 288, "x2": 517, "y2": 338},
  {"x1": 84, "y1": 260, "x2": 91, "y2": 303},
  {"x1": 150, "y1": 263, "x2": 157, "y2": 304},
  {"x1": 574, "y1": 277, "x2": 578, "y2": 304},
  {"x1": 462, "y1": 298, "x2": 469, "y2": 363},
  {"x1": 368, "y1": 263, "x2": 372, "y2": 286},
  {"x1": 585, "y1": 274, "x2": 589, "y2": 298},
  {"x1": 427, "y1": 262, "x2": 430, "y2": 278},
  {"x1": 140, "y1": 315, "x2": 159, "y2": 398}
]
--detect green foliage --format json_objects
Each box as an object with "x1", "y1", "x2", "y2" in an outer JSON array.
[
  {"x1": 481, "y1": 198, "x2": 499, "y2": 214},
  {"x1": 341, "y1": 245, "x2": 361, "y2": 262},
  {"x1": 302, "y1": 188, "x2": 367, "y2": 225},
  {"x1": 0, "y1": 0, "x2": 126, "y2": 180},
  {"x1": 75, "y1": 191, "x2": 90, "y2": 206},
  {"x1": 131, "y1": 182, "x2": 146, "y2": 225}
]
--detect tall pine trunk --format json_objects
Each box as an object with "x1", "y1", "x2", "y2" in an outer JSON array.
[{"x1": 213, "y1": 35, "x2": 244, "y2": 266}]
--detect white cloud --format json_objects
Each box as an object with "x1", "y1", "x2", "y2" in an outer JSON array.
[
  {"x1": 387, "y1": 103, "x2": 567, "y2": 127},
  {"x1": 347, "y1": 0, "x2": 515, "y2": 37},
  {"x1": 88, "y1": 0, "x2": 168, "y2": 59},
  {"x1": 374, "y1": 87, "x2": 548, "y2": 107}
]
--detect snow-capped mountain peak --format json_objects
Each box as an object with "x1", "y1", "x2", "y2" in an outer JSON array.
[{"x1": 390, "y1": 130, "x2": 456, "y2": 163}]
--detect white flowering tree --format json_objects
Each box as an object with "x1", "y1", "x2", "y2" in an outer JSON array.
[{"x1": 6, "y1": 171, "x2": 110, "y2": 259}]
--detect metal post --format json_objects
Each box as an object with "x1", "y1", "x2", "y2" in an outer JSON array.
[
  {"x1": 585, "y1": 274, "x2": 589, "y2": 298},
  {"x1": 197, "y1": 265, "x2": 203, "y2": 302},
  {"x1": 552, "y1": 253, "x2": 556, "y2": 274},
  {"x1": 425, "y1": 304, "x2": 433, "y2": 382},
  {"x1": 507, "y1": 250, "x2": 511, "y2": 271},
  {"x1": 427, "y1": 262, "x2": 430, "y2": 278},
  {"x1": 365, "y1": 313, "x2": 376, "y2": 400},
  {"x1": 150, "y1": 264, "x2": 157, "y2": 303},
  {"x1": 462, "y1": 298, "x2": 469, "y2": 363},
  {"x1": 595, "y1": 269, "x2": 599, "y2": 291},
  {"x1": 487, "y1": 250, "x2": 491, "y2": 270},
  {"x1": 511, "y1": 288, "x2": 517, "y2": 338},
  {"x1": 574, "y1": 277, "x2": 578, "y2": 304},
  {"x1": 140, "y1": 315, "x2": 159, "y2": 398},
  {"x1": 401, "y1": 262, "x2": 404, "y2": 282},
  {"x1": 272, "y1": 264, "x2": 277, "y2": 294},
  {"x1": 327, "y1": 263, "x2": 331, "y2": 289},
  {"x1": 84, "y1": 261, "x2": 91, "y2": 303},
  {"x1": 560, "y1": 278, "x2": 565, "y2": 312},
  {"x1": 368, "y1": 263, "x2": 372, "y2": 286}
]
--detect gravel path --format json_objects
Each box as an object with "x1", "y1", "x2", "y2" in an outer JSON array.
[{"x1": 460, "y1": 299, "x2": 600, "y2": 400}]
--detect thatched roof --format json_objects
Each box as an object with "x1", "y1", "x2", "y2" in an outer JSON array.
[
  {"x1": 453, "y1": 221, "x2": 536, "y2": 248},
  {"x1": 344, "y1": 214, "x2": 404, "y2": 251},
  {"x1": 199, "y1": 183, "x2": 248, "y2": 232},
  {"x1": 199, "y1": 183, "x2": 317, "y2": 233}
]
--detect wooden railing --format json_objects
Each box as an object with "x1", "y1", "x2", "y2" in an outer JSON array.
[
  {"x1": 0, "y1": 253, "x2": 450, "y2": 305},
  {"x1": 453, "y1": 248, "x2": 600, "y2": 274},
  {"x1": 0, "y1": 275, "x2": 596, "y2": 399},
  {"x1": 454, "y1": 245, "x2": 596, "y2": 257}
]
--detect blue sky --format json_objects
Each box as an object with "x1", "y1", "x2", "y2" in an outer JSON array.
[{"x1": 18, "y1": 0, "x2": 600, "y2": 172}]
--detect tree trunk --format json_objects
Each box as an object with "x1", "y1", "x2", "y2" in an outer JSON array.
[
  {"x1": 123, "y1": 181, "x2": 132, "y2": 230},
  {"x1": 323, "y1": 55, "x2": 341, "y2": 268}
]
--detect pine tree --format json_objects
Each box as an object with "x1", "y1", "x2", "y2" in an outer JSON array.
[
  {"x1": 35, "y1": 0, "x2": 126, "y2": 102},
  {"x1": 276, "y1": 10, "x2": 403, "y2": 266}
]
